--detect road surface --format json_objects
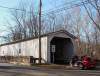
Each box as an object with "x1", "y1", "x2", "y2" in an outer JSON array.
[
  {"x1": 0, "y1": 67, "x2": 100, "y2": 76},
  {"x1": 0, "y1": 63, "x2": 99, "y2": 76}
]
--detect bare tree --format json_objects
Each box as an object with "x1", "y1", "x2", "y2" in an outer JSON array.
[
  {"x1": 4, "y1": 1, "x2": 39, "y2": 41},
  {"x1": 83, "y1": 0, "x2": 100, "y2": 31}
]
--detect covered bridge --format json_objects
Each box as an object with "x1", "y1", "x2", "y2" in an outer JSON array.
[{"x1": 0, "y1": 30, "x2": 76, "y2": 64}]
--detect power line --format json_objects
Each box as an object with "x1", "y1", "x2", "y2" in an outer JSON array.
[
  {"x1": 0, "y1": 0, "x2": 89, "y2": 16},
  {"x1": 0, "y1": 0, "x2": 81, "y2": 12},
  {"x1": 42, "y1": 0, "x2": 89, "y2": 16},
  {"x1": 0, "y1": 5, "x2": 38, "y2": 14},
  {"x1": 44, "y1": 0, "x2": 82, "y2": 12},
  {"x1": 0, "y1": 5, "x2": 26, "y2": 11}
]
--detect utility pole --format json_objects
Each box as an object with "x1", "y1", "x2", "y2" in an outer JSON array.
[{"x1": 38, "y1": 0, "x2": 42, "y2": 64}]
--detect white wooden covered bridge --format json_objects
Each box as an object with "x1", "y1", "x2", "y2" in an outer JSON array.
[{"x1": 0, "y1": 30, "x2": 76, "y2": 64}]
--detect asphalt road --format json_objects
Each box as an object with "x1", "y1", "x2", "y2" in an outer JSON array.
[
  {"x1": 0, "y1": 63, "x2": 99, "y2": 76},
  {"x1": 0, "y1": 67, "x2": 100, "y2": 76}
]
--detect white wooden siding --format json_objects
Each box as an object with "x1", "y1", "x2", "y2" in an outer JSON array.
[{"x1": 0, "y1": 37, "x2": 48, "y2": 63}]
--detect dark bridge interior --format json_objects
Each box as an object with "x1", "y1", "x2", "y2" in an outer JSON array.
[{"x1": 50, "y1": 37, "x2": 74, "y2": 64}]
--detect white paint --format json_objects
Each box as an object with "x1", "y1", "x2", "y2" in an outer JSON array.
[
  {"x1": 0, "y1": 37, "x2": 48, "y2": 63},
  {"x1": 0, "y1": 31, "x2": 75, "y2": 63},
  {"x1": 47, "y1": 32, "x2": 74, "y2": 63}
]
